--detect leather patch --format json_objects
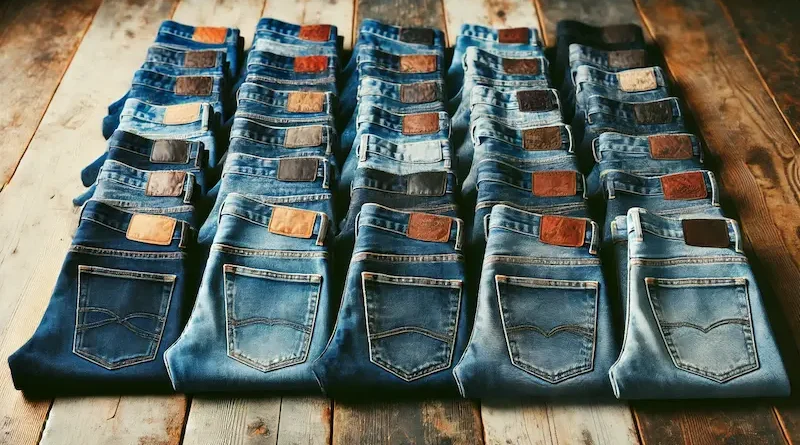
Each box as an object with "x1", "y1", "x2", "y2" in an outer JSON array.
[
  {"x1": 502, "y1": 58, "x2": 541, "y2": 75},
  {"x1": 145, "y1": 171, "x2": 186, "y2": 197},
  {"x1": 268, "y1": 206, "x2": 316, "y2": 238},
  {"x1": 399, "y1": 55, "x2": 437, "y2": 73},
  {"x1": 298, "y1": 24, "x2": 332, "y2": 42},
  {"x1": 682, "y1": 219, "x2": 729, "y2": 248},
  {"x1": 517, "y1": 90, "x2": 557, "y2": 112},
  {"x1": 175, "y1": 76, "x2": 213, "y2": 96},
  {"x1": 150, "y1": 140, "x2": 190, "y2": 163},
  {"x1": 402, "y1": 113, "x2": 439, "y2": 135},
  {"x1": 284, "y1": 126, "x2": 323, "y2": 147},
  {"x1": 407, "y1": 213, "x2": 451, "y2": 242},
  {"x1": 399, "y1": 27, "x2": 434, "y2": 45},
  {"x1": 618, "y1": 68, "x2": 657, "y2": 92},
  {"x1": 163, "y1": 103, "x2": 201, "y2": 124},
  {"x1": 532, "y1": 171, "x2": 577, "y2": 197},
  {"x1": 634, "y1": 101, "x2": 673, "y2": 124},
  {"x1": 184, "y1": 50, "x2": 217, "y2": 68},
  {"x1": 607, "y1": 49, "x2": 647, "y2": 69},
  {"x1": 407, "y1": 171, "x2": 447, "y2": 196},
  {"x1": 294, "y1": 56, "x2": 328, "y2": 73},
  {"x1": 540, "y1": 215, "x2": 585, "y2": 248},
  {"x1": 126, "y1": 214, "x2": 176, "y2": 246},
  {"x1": 498, "y1": 27, "x2": 529, "y2": 44},
  {"x1": 286, "y1": 92, "x2": 325, "y2": 113},
  {"x1": 661, "y1": 172, "x2": 708, "y2": 200},
  {"x1": 522, "y1": 127, "x2": 562, "y2": 151},
  {"x1": 192, "y1": 26, "x2": 227, "y2": 44},
  {"x1": 649, "y1": 134, "x2": 693, "y2": 160},
  {"x1": 601, "y1": 24, "x2": 639, "y2": 44},
  {"x1": 277, "y1": 158, "x2": 318, "y2": 181},
  {"x1": 400, "y1": 82, "x2": 438, "y2": 104}
]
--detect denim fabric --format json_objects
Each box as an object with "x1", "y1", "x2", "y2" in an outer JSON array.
[
  {"x1": 254, "y1": 18, "x2": 338, "y2": 46},
  {"x1": 228, "y1": 118, "x2": 336, "y2": 159},
  {"x1": 8, "y1": 201, "x2": 195, "y2": 395},
  {"x1": 565, "y1": 66, "x2": 670, "y2": 122},
  {"x1": 145, "y1": 46, "x2": 228, "y2": 76},
  {"x1": 164, "y1": 193, "x2": 333, "y2": 392},
  {"x1": 243, "y1": 50, "x2": 338, "y2": 95},
  {"x1": 563, "y1": 44, "x2": 651, "y2": 97},
  {"x1": 608, "y1": 208, "x2": 790, "y2": 399},
  {"x1": 355, "y1": 134, "x2": 452, "y2": 176},
  {"x1": 252, "y1": 38, "x2": 340, "y2": 57},
  {"x1": 454, "y1": 204, "x2": 615, "y2": 398},
  {"x1": 312, "y1": 204, "x2": 466, "y2": 397},
  {"x1": 236, "y1": 83, "x2": 336, "y2": 127},
  {"x1": 154, "y1": 21, "x2": 242, "y2": 79}
]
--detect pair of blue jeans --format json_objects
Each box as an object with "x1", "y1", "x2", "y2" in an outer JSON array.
[
  {"x1": 235, "y1": 83, "x2": 336, "y2": 128},
  {"x1": 562, "y1": 44, "x2": 651, "y2": 101}
]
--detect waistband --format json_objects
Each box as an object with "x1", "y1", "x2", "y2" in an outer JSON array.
[
  {"x1": 458, "y1": 24, "x2": 542, "y2": 46},
  {"x1": 464, "y1": 47, "x2": 549, "y2": 76},
  {"x1": 586, "y1": 96, "x2": 682, "y2": 125},
  {"x1": 252, "y1": 39, "x2": 339, "y2": 56},
  {"x1": 157, "y1": 21, "x2": 240, "y2": 46},
  {"x1": 477, "y1": 159, "x2": 586, "y2": 198},
  {"x1": 356, "y1": 203, "x2": 462, "y2": 248},
  {"x1": 569, "y1": 44, "x2": 649, "y2": 71},
  {"x1": 244, "y1": 71, "x2": 337, "y2": 87},
  {"x1": 97, "y1": 160, "x2": 196, "y2": 203},
  {"x1": 223, "y1": 153, "x2": 330, "y2": 185},
  {"x1": 107, "y1": 130, "x2": 204, "y2": 167},
  {"x1": 357, "y1": 19, "x2": 445, "y2": 48},
  {"x1": 352, "y1": 168, "x2": 455, "y2": 196},
  {"x1": 246, "y1": 50, "x2": 338, "y2": 73},
  {"x1": 471, "y1": 118, "x2": 572, "y2": 152},
  {"x1": 627, "y1": 207, "x2": 741, "y2": 252},
  {"x1": 359, "y1": 134, "x2": 450, "y2": 164},
  {"x1": 356, "y1": 106, "x2": 451, "y2": 135},
  {"x1": 356, "y1": 48, "x2": 442, "y2": 74},
  {"x1": 470, "y1": 86, "x2": 561, "y2": 112},
  {"x1": 592, "y1": 132, "x2": 703, "y2": 162},
  {"x1": 255, "y1": 18, "x2": 338, "y2": 44},
  {"x1": 556, "y1": 21, "x2": 644, "y2": 46},
  {"x1": 230, "y1": 118, "x2": 334, "y2": 149},
  {"x1": 575, "y1": 65, "x2": 667, "y2": 91},
  {"x1": 489, "y1": 204, "x2": 599, "y2": 253},
  {"x1": 357, "y1": 77, "x2": 445, "y2": 104},
  {"x1": 119, "y1": 99, "x2": 212, "y2": 129},
  {"x1": 237, "y1": 82, "x2": 335, "y2": 113},
  {"x1": 132, "y1": 70, "x2": 223, "y2": 97},
  {"x1": 602, "y1": 170, "x2": 718, "y2": 203},
  {"x1": 145, "y1": 45, "x2": 227, "y2": 70},
  {"x1": 79, "y1": 199, "x2": 192, "y2": 247}
]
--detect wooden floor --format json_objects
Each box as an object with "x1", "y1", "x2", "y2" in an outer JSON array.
[{"x1": 1, "y1": 0, "x2": 799, "y2": 443}]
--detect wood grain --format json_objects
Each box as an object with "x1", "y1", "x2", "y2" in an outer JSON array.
[
  {"x1": 276, "y1": 397, "x2": 332, "y2": 445},
  {"x1": 182, "y1": 397, "x2": 281, "y2": 445},
  {"x1": 355, "y1": 0, "x2": 448, "y2": 41},
  {"x1": 533, "y1": 0, "x2": 642, "y2": 45},
  {"x1": 441, "y1": 0, "x2": 541, "y2": 46},
  {"x1": 265, "y1": 0, "x2": 356, "y2": 49}
]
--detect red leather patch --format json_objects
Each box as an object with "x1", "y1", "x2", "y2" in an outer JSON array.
[
  {"x1": 294, "y1": 56, "x2": 328, "y2": 73},
  {"x1": 498, "y1": 28, "x2": 529, "y2": 44},
  {"x1": 407, "y1": 213, "x2": 452, "y2": 242},
  {"x1": 532, "y1": 171, "x2": 577, "y2": 197},
  {"x1": 661, "y1": 171, "x2": 708, "y2": 200},
  {"x1": 298, "y1": 24, "x2": 332, "y2": 42},
  {"x1": 649, "y1": 134, "x2": 693, "y2": 160},
  {"x1": 540, "y1": 215, "x2": 586, "y2": 248}
]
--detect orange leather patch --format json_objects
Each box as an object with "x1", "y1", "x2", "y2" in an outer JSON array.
[
  {"x1": 522, "y1": 127, "x2": 562, "y2": 151},
  {"x1": 399, "y1": 55, "x2": 437, "y2": 73},
  {"x1": 502, "y1": 58, "x2": 541, "y2": 75},
  {"x1": 192, "y1": 26, "x2": 227, "y2": 44},
  {"x1": 163, "y1": 103, "x2": 201, "y2": 124},
  {"x1": 618, "y1": 68, "x2": 657, "y2": 92},
  {"x1": 294, "y1": 56, "x2": 328, "y2": 73},
  {"x1": 498, "y1": 28, "x2": 529, "y2": 43},
  {"x1": 402, "y1": 113, "x2": 439, "y2": 135},
  {"x1": 175, "y1": 76, "x2": 213, "y2": 96},
  {"x1": 126, "y1": 214, "x2": 176, "y2": 246},
  {"x1": 648, "y1": 134, "x2": 693, "y2": 160},
  {"x1": 661, "y1": 172, "x2": 708, "y2": 200},
  {"x1": 145, "y1": 171, "x2": 186, "y2": 197},
  {"x1": 532, "y1": 171, "x2": 577, "y2": 197},
  {"x1": 540, "y1": 215, "x2": 585, "y2": 248},
  {"x1": 286, "y1": 92, "x2": 325, "y2": 113},
  {"x1": 298, "y1": 24, "x2": 331, "y2": 42},
  {"x1": 407, "y1": 213, "x2": 452, "y2": 242},
  {"x1": 268, "y1": 206, "x2": 316, "y2": 238}
]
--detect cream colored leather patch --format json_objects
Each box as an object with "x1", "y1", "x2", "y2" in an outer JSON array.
[
  {"x1": 286, "y1": 92, "x2": 325, "y2": 113},
  {"x1": 145, "y1": 171, "x2": 186, "y2": 197},
  {"x1": 163, "y1": 103, "x2": 201, "y2": 124},
  {"x1": 126, "y1": 214, "x2": 176, "y2": 245},
  {"x1": 618, "y1": 68, "x2": 657, "y2": 92},
  {"x1": 268, "y1": 206, "x2": 316, "y2": 238}
]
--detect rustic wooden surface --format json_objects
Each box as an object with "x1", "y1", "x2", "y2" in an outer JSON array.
[{"x1": 1, "y1": 0, "x2": 799, "y2": 444}]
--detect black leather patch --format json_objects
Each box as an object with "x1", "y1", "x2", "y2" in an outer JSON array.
[
  {"x1": 399, "y1": 27, "x2": 434, "y2": 45},
  {"x1": 277, "y1": 158, "x2": 318, "y2": 182},
  {"x1": 406, "y1": 171, "x2": 447, "y2": 196},
  {"x1": 634, "y1": 101, "x2": 673, "y2": 124},
  {"x1": 150, "y1": 140, "x2": 190, "y2": 164},
  {"x1": 184, "y1": 50, "x2": 217, "y2": 68},
  {"x1": 517, "y1": 90, "x2": 557, "y2": 112},
  {"x1": 682, "y1": 219, "x2": 730, "y2": 248}
]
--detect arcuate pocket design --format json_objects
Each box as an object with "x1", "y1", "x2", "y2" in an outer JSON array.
[
  {"x1": 645, "y1": 277, "x2": 758, "y2": 382},
  {"x1": 361, "y1": 272, "x2": 462, "y2": 382},
  {"x1": 224, "y1": 265, "x2": 321, "y2": 372},
  {"x1": 496, "y1": 275, "x2": 598, "y2": 383},
  {"x1": 74, "y1": 265, "x2": 175, "y2": 370}
]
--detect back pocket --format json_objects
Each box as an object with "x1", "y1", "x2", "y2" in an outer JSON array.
[
  {"x1": 362, "y1": 272, "x2": 462, "y2": 381},
  {"x1": 74, "y1": 265, "x2": 175, "y2": 370},
  {"x1": 496, "y1": 275, "x2": 598, "y2": 383},
  {"x1": 645, "y1": 277, "x2": 758, "y2": 382},
  {"x1": 224, "y1": 265, "x2": 321, "y2": 372}
]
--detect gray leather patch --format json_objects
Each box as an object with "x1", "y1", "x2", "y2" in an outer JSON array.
[
  {"x1": 607, "y1": 50, "x2": 647, "y2": 69},
  {"x1": 277, "y1": 158, "x2": 319, "y2": 181},
  {"x1": 400, "y1": 82, "x2": 438, "y2": 104},
  {"x1": 145, "y1": 171, "x2": 186, "y2": 197},
  {"x1": 407, "y1": 171, "x2": 447, "y2": 196},
  {"x1": 184, "y1": 51, "x2": 218, "y2": 68},
  {"x1": 634, "y1": 101, "x2": 673, "y2": 124},
  {"x1": 399, "y1": 27, "x2": 434, "y2": 45},
  {"x1": 175, "y1": 76, "x2": 213, "y2": 96},
  {"x1": 284, "y1": 126, "x2": 323, "y2": 148},
  {"x1": 682, "y1": 219, "x2": 729, "y2": 248},
  {"x1": 150, "y1": 140, "x2": 191, "y2": 164},
  {"x1": 517, "y1": 90, "x2": 557, "y2": 112}
]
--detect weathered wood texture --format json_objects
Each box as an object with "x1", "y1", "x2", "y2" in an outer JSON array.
[
  {"x1": 355, "y1": 0, "x2": 448, "y2": 37},
  {"x1": 442, "y1": 0, "x2": 541, "y2": 46},
  {"x1": 533, "y1": 0, "x2": 642, "y2": 45},
  {"x1": 265, "y1": 0, "x2": 355, "y2": 49}
]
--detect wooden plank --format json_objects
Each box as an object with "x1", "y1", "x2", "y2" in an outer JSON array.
[
  {"x1": 182, "y1": 398, "x2": 281, "y2": 445},
  {"x1": 533, "y1": 0, "x2": 642, "y2": 46},
  {"x1": 0, "y1": 0, "x2": 102, "y2": 191},
  {"x1": 355, "y1": 0, "x2": 447, "y2": 36},
  {"x1": 276, "y1": 397, "x2": 332, "y2": 445},
  {"x1": 266, "y1": 0, "x2": 356, "y2": 49},
  {"x1": 441, "y1": 0, "x2": 541, "y2": 46}
]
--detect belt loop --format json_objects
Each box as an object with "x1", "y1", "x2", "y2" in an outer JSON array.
[
  {"x1": 184, "y1": 173, "x2": 195, "y2": 204},
  {"x1": 630, "y1": 208, "x2": 643, "y2": 242},
  {"x1": 708, "y1": 171, "x2": 720, "y2": 207},
  {"x1": 590, "y1": 135, "x2": 600, "y2": 161},
  {"x1": 588, "y1": 220, "x2": 599, "y2": 255},
  {"x1": 580, "y1": 174, "x2": 587, "y2": 200},
  {"x1": 316, "y1": 214, "x2": 328, "y2": 246},
  {"x1": 354, "y1": 211, "x2": 362, "y2": 240},
  {"x1": 729, "y1": 219, "x2": 743, "y2": 254},
  {"x1": 483, "y1": 213, "x2": 491, "y2": 241},
  {"x1": 566, "y1": 125, "x2": 575, "y2": 154},
  {"x1": 322, "y1": 160, "x2": 330, "y2": 190},
  {"x1": 454, "y1": 218, "x2": 463, "y2": 252}
]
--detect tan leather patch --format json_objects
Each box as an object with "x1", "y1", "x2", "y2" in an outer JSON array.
[
  {"x1": 399, "y1": 55, "x2": 437, "y2": 73},
  {"x1": 145, "y1": 171, "x2": 186, "y2": 197},
  {"x1": 407, "y1": 213, "x2": 452, "y2": 242},
  {"x1": 607, "y1": 49, "x2": 647, "y2": 69},
  {"x1": 648, "y1": 134, "x2": 693, "y2": 160},
  {"x1": 601, "y1": 24, "x2": 639, "y2": 44},
  {"x1": 298, "y1": 24, "x2": 332, "y2": 42},
  {"x1": 540, "y1": 215, "x2": 585, "y2": 248},
  {"x1": 284, "y1": 126, "x2": 323, "y2": 147},
  {"x1": 402, "y1": 113, "x2": 439, "y2": 135},
  {"x1": 184, "y1": 50, "x2": 218, "y2": 68},
  {"x1": 294, "y1": 55, "x2": 328, "y2": 73},
  {"x1": 532, "y1": 171, "x2": 577, "y2": 197},
  {"x1": 618, "y1": 68, "x2": 657, "y2": 92},
  {"x1": 400, "y1": 82, "x2": 438, "y2": 104},
  {"x1": 502, "y1": 58, "x2": 541, "y2": 75},
  {"x1": 126, "y1": 214, "x2": 176, "y2": 246},
  {"x1": 163, "y1": 103, "x2": 201, "y2": 124},
  {"x1": 192, "y1": 26, "x2": 227, "y2": 44},
  {"x1": 661, "y1": 172, "x2": 708, "y2": 200},
  {"x1": 175, "y1": 76, "x2": 213, "y2": 96},
  {"x1": 498, "y1": 28, "x2": 529, "y2": 44},
  {"x1": 150, "y1": 140, "x2": 190, "y2": 163},
  {"x1": 522, "y1": 127, "x2": 562, "y2": 151},
  {"x1": 634, "y1": 101, "x2": 672, "y2": 124},
  {"x1": 268, "y1": 206, "x2": 316, "y2": 238},
  {"x1": 682, "y1": 219, "x2": 729, "y2": 248},
  {"x1": 277, "y1": 158, "x2": 319, "y2": 181},
  {"x1": 286, "y1": 92, "x2": 325, "y2": 113}
]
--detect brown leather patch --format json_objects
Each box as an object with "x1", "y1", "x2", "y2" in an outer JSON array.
[
  {"x1": 145, "y1": 171, "x2": 186, "y2": 197},
  {"x1": 601, "y1": 24, "x2": 639, "y2": 44},
  {"x1": 175, "y1": 76, "x2": 213, "y2": 96},
  {"x1": 150, "y1": 140, "x2": 190, "y2": 163},
  {"x1": 502, "y1": 58, "x2": 541, "y2": 75},
  {"x1": 407, "y1": 213, "x2": 451, "y2": 242},
  {"x1": 532, "y1": 171, "x2": 577, "y2": 197},
  {"x1": 294, "y1": 56, "x2": 328, "y2": 73},
  {"x1": 402, "y1": 113, "x2": 439, "y2": 135},
  {"x1": 399, "y1": 27, "x2": 434, "y2": 45},
  {"x1": 540, "y1": 215, "x2": 585, "y2": 248},
  {"x1": 284, "y1": 126, "x2": 323, "y2": 147},
  {"x1": 163, "y1": 103, "x2": 201, "y2": 124},
  {"x1": 649, "y1": 134, "x2": 693, "y2": 160},
  {"x1": 618, "y1": 68, "x2": 657, "y2": 92},
  {"x1": 634, "y1": 101, "x2": 673, "y2": 124},
  {"x1": 498, "y1": 27, "x2": 529, "y2": 44},
  {"x1": 298, "y1": 24, "x2": 332, "y2": 42},
  {"x1": 277, "y1": 158, "x2": 319, "y2": 181},
  {"x1": 400, "y1": 82, "x2": 438, "y2": 104},
  {"x1": 607, "y1": 49, "x2": 647, "y2": 69},
  {"x1": 661, "y1": 172, "x2": 708, "y2": 200},
  {"x1": 268, "y1": 206, "x2": 316, "y2": 238},
  {"x1": 286, "y1": 92, "x2": 325, "y2": 113},
  {"x1": 192, "y1": 26, "x2": 227, "y2": 44},
  {"x1": 522, "y1": 127, "x2": 562, "y2": 151},
  {"x1": 517, "y1": 90, "x2": 557, "y2": 112},
  {"x1": 184, "y1": 50, "x2": 218, "y2": 68},
  {"x1": 126, "y1": 214, "x2": 176, "y2": 246},
  {"x1": 399, "y1": 55, "x2": 437, "y2": 73},
  {"x1": 682, "y1": 219, "x2": 729, "y2": 248}
]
